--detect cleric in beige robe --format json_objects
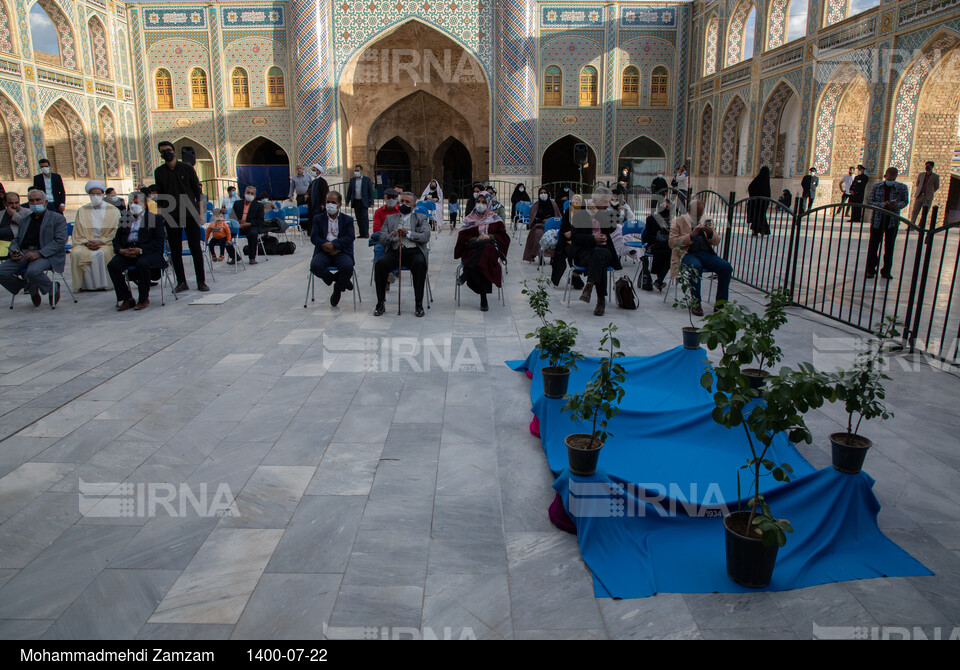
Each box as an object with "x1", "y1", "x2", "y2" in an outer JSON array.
[{"x1": 70, "y1": 179, "x2": 119, "y2": 291}]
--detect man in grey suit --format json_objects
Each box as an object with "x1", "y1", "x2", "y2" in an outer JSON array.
[
  {"x1": 374, "y1": 191, "x2": 431, "y2": 317},
  {"x1": 0, "y1": 189, "x2": 67, "y2": 306}
]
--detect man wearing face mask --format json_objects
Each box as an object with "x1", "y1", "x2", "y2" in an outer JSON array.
[
  {"x1": 650, "y1": 170, "x2": 668, "y2": 213},
  {"x1": 0, "y1": 192, "x2": 21, "y2": 259},
  {"x1": 374, "y1": 191, "x2": 431, "y2": 317},
  {"x1": 31, "y1": 159, "x2": 66, "y2": 214},
  {"x1": 306, "y1": 164, "x2": 330, "y2": 232},
  {"x1": 865, "y1": 167, "x2": 909, "y2": 280},
  {"x1": 105, "y1": 188, "x2": 126, "y2": 213},
  {"x1": 230, "y1": 186, "x2": 265, "y2": 265},
  {"x1": 70, "y1": 180, "x2": 120, "y2": 292},
  {"x1": 289, "y1": 166, "x2": 312, "y2": 207},
  {"x1": 0, "y1": 189, "x2": 67, "y2": 306},
  {"x1": 310, "y1": 191, "x2": 356, "y2": 307},
  {"x1": 108, "y1": 191, "x2": 167, "y2": 311},
  {"x1": 371, "y1": 188, "x2": 400, "y2": 264},
  {"x1": 154, "y1": 140, "x2": 208, "y2": 292},
  {"x1": 801, "y1": 167, "x2": 819, "y2": 212},
  {"x1": 349, "y1": 164, "x2": 374, "y2": 238}
]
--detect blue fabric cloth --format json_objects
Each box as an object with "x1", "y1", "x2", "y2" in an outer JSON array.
[{"x1": 507, "y1": 347, "x2": 932, "y2": 597}]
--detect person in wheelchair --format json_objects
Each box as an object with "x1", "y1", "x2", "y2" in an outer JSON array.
[{"x1": 454, "y1": 193, "x2": 510, "y2": 312}]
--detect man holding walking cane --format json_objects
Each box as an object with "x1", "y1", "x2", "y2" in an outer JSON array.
[{"x1": 373, "y1": 191, "x2": 431, "y2": 317}]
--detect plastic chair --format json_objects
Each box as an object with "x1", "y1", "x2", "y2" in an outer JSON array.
[
  {"x1": 126, "y1": 262, "x2": 178, "y2": 306},
  {"x1": 305, "y1": 264, "x2": 361, "y2": 309},
  {"x1": 537, "y1": 217, "x2": 562, "y2": 269},
  {"x1": 282, "y1": 206, "x2": 303, "y2": 240},
  {"x1": 225, "y1": 221, "x2": 246, "y2": 272},
  {"x1": 170, "y1": 228, "x2": 216, "y2": 282},
  {"x1": 563, "y1": 263, "x2": 616, "y2": 306},
  {"x1": 513, "y1": 201, "x2": 532, "y2": 237},
  {"x1": 65, "y1": 221, "x2": 73, "y2": 252}
]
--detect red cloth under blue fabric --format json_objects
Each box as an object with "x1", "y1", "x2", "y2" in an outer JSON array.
[
  {"x1": 549, "y1": 492, "x2": 577, "y2": 534},
  {"x1": 526, "y1": 370, "x2": 533, "y2": 379},
  {"x1": 507, "y1": 347, "x2": 932, "y2": 597},
  {"x1": 529, "y1": 416, "x2": 540, "y2": 437}
]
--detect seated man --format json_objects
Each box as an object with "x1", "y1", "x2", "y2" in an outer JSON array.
[
  {"x1": 669, "y1": 199, "x2": 732, "y2": 316},
  {"x1": 310, "y1": 190, "x2": 355, "y2": 307},
  {"x1": 572, "y1": 186, "x2": 622, "y2": 316},
  {"x1": 230, "y1": 185, "x2": 264, "y2": 265},
  {"x1": 107, "y1": 191, "x2": 167, "y2": 311},
  {"x1": 0, "y1": 191, "x2": 22, "y2": 259},
  {"x1": 71, "y1": 180, "x2": 120, "y2": 292},
  {"x1": 0, "y1": 189, "x2": 67, "y2": 306},
  {"x1": 374, "y1": 191, "x2": 431, "y2": 317}
]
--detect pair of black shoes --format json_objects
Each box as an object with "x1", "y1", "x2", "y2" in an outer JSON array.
[
  {"x1": 330, "y1": 280, "x2": 354, "y2": 307},
  {"x1": 174, "y1": 282, "x2": 209, "y2": 293},
  {"x1": 374, "y1": 302, "x2": 424, "y2": 317}
]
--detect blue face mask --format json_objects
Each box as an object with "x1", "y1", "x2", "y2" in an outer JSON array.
[
  {"x1": 884, "y1": 179, "x2": 895, "y2": 186},
  {"x1": 30, "y1": 204, "x2": 46, "y2": 214}
]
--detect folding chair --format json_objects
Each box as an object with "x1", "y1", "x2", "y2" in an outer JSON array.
[
  {"x1": 171, "y1": 228, "x2": 217, "y2": 282},
  {"x1": 537, "y1": 217, "x2": 562, "y2": 270},
  {"x1": 562, "y1": 263, "x2": 616, "y2": 306},
  {"x1": 126, "y1": 262, "x2": 179, "y2": 306},
  {"x1": 225, "y1": 221, "x2": 246, "y2": 272},
  {"x1": 281, "y1": 206, "x2": 303, "y2": 241},
  {"x1": 304, "y1": 264, "x2": 361, "y2": 309},
  {"x1": 513, "y1": 201, "x2": 531, "y2": 238},
  {"x1": 8, "y1": 267, "x2": 77, "y2": 309}
]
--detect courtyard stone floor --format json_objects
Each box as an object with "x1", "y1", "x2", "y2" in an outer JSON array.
[{"x1": 0, "y1": 225, "x2": 958, "y2": 640}]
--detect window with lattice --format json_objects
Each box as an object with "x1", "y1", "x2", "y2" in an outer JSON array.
[
  {"x1": 579, "y1": 66, "x2": 598, "y2": 107},
  {"x1": 155, "y1": 69, "x2": 173, "y2": 109},
  {"x1": 191, "y1": 68, "x2": 209, "y2": 109},
  {"x1": 622, "y1": 66, "x2": 639, "y2": 106},
  {"x1": 267, "y1": 67, "x2": 285, "y2": 107},
  {"x1": 232, "y1": 68, "x2": 250, "y2": 108},
  {"x1": 544, "y1": 66, "x2": 562, "y2": 106},
  {"x1": 651, "y1": 67, "x2": 668, "y2": 107}
]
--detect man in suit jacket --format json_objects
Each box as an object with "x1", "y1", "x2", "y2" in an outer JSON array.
[
  {"x1": 668, "y1": 199, "x2": 732, "y2": 315},
  {"x1": 348, "y1": 164, "x2": 375, "y2": 238},
  {"x1": 306, "y1": 164, "x2": 329, "y2": 233},
  {"x1": 374, "y1": 191, "x2": 431, "y2": 316},
  {"x1": 0, "y1": 189, "x2": 67, "y2": 306},
  {"x1": 800, "y1": 168, "x2": 819, "y2": 211},
  {"x1": 849, "y1": 164, "x2": 870, "y2": 223},
  {"x1": 230, "y1": 185, "x2": 265, "y2": 264},
  {"x1": 310, "y1": 190, "x2": 356, "y2": 307},
  {"x1": 31, "y1": 158, "x2": 66, "y2": 214},
  {"x1": 910, "y1": 161, "x2": 940, "y2": 223},
  {"x1": 865, "y1": 167, "x2": 909, "y2": 280},
  {"x1": 107, "y1": 192, "x2": 168, "y2": 310}
]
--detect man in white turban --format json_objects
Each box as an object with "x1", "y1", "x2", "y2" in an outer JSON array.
[{"x1": 70, "y1": 180, "x2": 119, "y2": 291}]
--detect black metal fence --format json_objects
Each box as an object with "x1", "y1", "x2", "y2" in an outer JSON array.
[{"x1": 692, "y1": 189, "x2": 959, "y2": 366}]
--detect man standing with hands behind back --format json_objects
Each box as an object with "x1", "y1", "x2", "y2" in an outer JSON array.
[
  {"x1": 349, "y1": 164, "x2": 374, "y2": 238},
  {"x1": 154, "y1": 140, "x2": 208, "y2": 292},
  {"x1": 865, "y1": 166, "x2": 909, "y2": 280},
  {"x1": 910, "y1": 161, "x2": 940, "y2": 224}
]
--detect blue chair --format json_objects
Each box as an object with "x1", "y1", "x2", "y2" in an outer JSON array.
[
  {"x1": 513, "y1": 201, "x2": 532, "y2": 237},
  {"x1": 563, "y1": 200, "x2": 572, "y2": 212},
  {"x1": 206, "y1": 201, "x2": 214, "y2": 212},
  {"x1": 224, "y1": 220, "x2": 245, "y2": 272},
  {"x1": 305, "y1": 263, "x2": 362, "y2": 309},
  {"x1": 168, "y1": 228, "x2": 216, "y2": 282},
  {"x1": 538, "y1": 216, "x2": 563, "y2": 269},
  {"x1": 126, "y1": 261, "x2": 178, "y2": 306},
  {"x1": 65, "y1": 221, "x2": 73, "y2": 252},
  {"x1": 562, "y1": 262, "x2": 616, "y2": 306},
  {"x1": 282, "y1": 206, "x2": 302, "y2": 240},
  {"x1": 8, "y1": 266, "x2": 77, "y2": 309}
]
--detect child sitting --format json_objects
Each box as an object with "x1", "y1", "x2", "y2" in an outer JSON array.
[{"x1": 206, "y1": 208, "x2": 232, "y2": 261}]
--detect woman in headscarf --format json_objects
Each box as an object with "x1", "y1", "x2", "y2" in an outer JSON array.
[
  {"x1": 455, "y1": 193, "x2": 511, "y2": 311},
  {"x1": 510, "y1": 183, "x2": 530, "y2": 225},
  {"x1": 642, "y1": 198, "x2": 673, "y2": 290},
  {"x1": 419, "y1": 179, "x2": 443, "y2": 205},
  {"x1": 550, "y1": 193, "x2": 583, "y2": 287},
  {"x1": 71, "y1": 180, "x2": 119, "y2": 292},
  {"x1": 748, "y1": 166, "x2": 771, "y2": 236},
  {"x1": 522, "y1": 187, "x2": 562, "y2": 262}
]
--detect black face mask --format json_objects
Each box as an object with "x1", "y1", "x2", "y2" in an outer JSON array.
[
  {"x1": 161, "y1": 150, "x2": 175, "y2": 162},
  {"x1": 398, "y1": 204, "x2": 412, "y2": 215}
]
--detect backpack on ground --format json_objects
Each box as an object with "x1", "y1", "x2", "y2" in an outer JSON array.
[
  {"x1": 615, "y1": 276, "x2": 638, "y2": 310},
  {"x1": 274, "y1": 241, "x2": 296, "y2": 255}
]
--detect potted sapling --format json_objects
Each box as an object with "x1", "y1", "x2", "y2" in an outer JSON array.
[
  {"x1": 523, "y1": 275, "x2": 582, "y2": 398},
  {"x1": 561, "y1": 324, "x2": 627, "y2": 476},
  {"x1": 828, "y1": 317, "x2": 900, "y2": 474},
  {"x1": 672, "y1": 260, "x2": 702, "y2": 349}
]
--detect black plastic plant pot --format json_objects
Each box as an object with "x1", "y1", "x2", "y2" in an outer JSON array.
[
  {"x1": 541, "y1": 366, "x2": 571, "y2": 399},
  {"x1": 724, "y1": 511, "x2": 780, "y2": 589},
  {"x1": 830, "y1": 432, "x2": 872, "y2": 474},
  {"x1": 743, "y1": 368, "x2": 771, "y2": 390},
  {"x1": 682, "y1": 327, "x2": 701, "y2": 350},
  {"x1": 565, "y1": 433, "x2": 604, "y2": 476}
]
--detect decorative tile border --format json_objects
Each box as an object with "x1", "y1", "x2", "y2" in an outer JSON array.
[
  {"x1": 221, "y1": 5, "x2": 285, "y2": 28},
  {"x1": 142, "y1": 6, "x2": 207, "y2": 30},
  {"x1": 540, "y1": 5, "x2": 604, "y2": 28},
  {"x1": 620, "y1": 5, "x2": 678, "y2": 29}
]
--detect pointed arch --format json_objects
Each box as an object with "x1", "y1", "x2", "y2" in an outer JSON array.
[
  {"x1": 31, "y1": 0, "x2": 78, "y2": 70},
  {"x1": 812, "y1": 66, "x2": 870, "y2": 175},
  {"x1": 97, "y1": 105, "x2": 120, "y2": 178},
  {"x1": 889, "y1": 30, "x2": 960, "y2": 175},
  {"x1": 703, "y1": 14, "x2": 719, "y2": 76},
  {"x1": 726, "y1": 1, "x2": 756, "y2": 67},
  {"x1": 719, "y1": 95, "x2": 749, "y2": 175},
  {"x1": 699, "y1": 103, "x2": 714, "y2": 175},
  {"x1": 759, "y1": 81, "x2": 799, "y2": 174},
  {"x1": 88, "y1": 14, "x2": 110, "y2": 79},
  {"x1": 42, "y1": 98, "x2": 89, "y2": 179},
  {"x1": 0, "y1": 90, "x2": 30, "y2": 178}
]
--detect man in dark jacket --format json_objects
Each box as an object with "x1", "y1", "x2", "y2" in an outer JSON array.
[
  {"x1": 0, "y1": 189, "x2": 67, "y2": 306},
  {"x1": 310, "y1": 191, "x2": 356, "y2": 306},
  {"x1": 154, "y1": 140, "x2": 208, "y2": 292},
  {"x1": 306, "y1": 164, "x2": 329, "y2": 231},
  {"x1": 108, "y1": 192, "x2": 167, "y2": 310},
  {"x1": 849, "y1": 165, "x2": 869, "y2": 223},
  {"x1": 800, "y1": 167, "x2": 819, "y2": 212},
  {"x1": 230, "y1": 185, "x2": 265, "y2": 265},
  {"x1": 32, "y1": 158, "x2": 66, "y2": 214}
]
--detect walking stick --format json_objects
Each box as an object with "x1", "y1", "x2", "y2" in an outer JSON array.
[{"x1": 397, "y1": 233, "x2": 402, "y2": 316}]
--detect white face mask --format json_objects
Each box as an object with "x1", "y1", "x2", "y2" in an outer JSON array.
[
  {"x1": 89, "y1": 194, "x2": 104, "y2": 207},
  {"x1": 519, "y1": 187, "x2": 525, "y2": 192},
  {"x1": 245, "y1": 194, "x2": 255, "y2": 202},
  {"x1": 326, "y1": 203, "x2": 339, "y2": 216},
  {"x1": 129, "y1": 203, "x2": 144, "y2": 216},
  {"x1": 354, "y1": 171, "x2": 361, "y2": 178},
  {"x1": 385, "y1": 199, "x2": 397, "y2": 208},
  {"x1": 539, "y1": 193, "x2": 548, "y2": 201},
  {"x1": 611, "y1": 200, "x2": 620, "y2": 206},
  {"x1": 475, "y1": 203, "x2": 488, "y2": 213},
  {"x1": 41, "y1": 167, "x2": 50, "y2": 175}
]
